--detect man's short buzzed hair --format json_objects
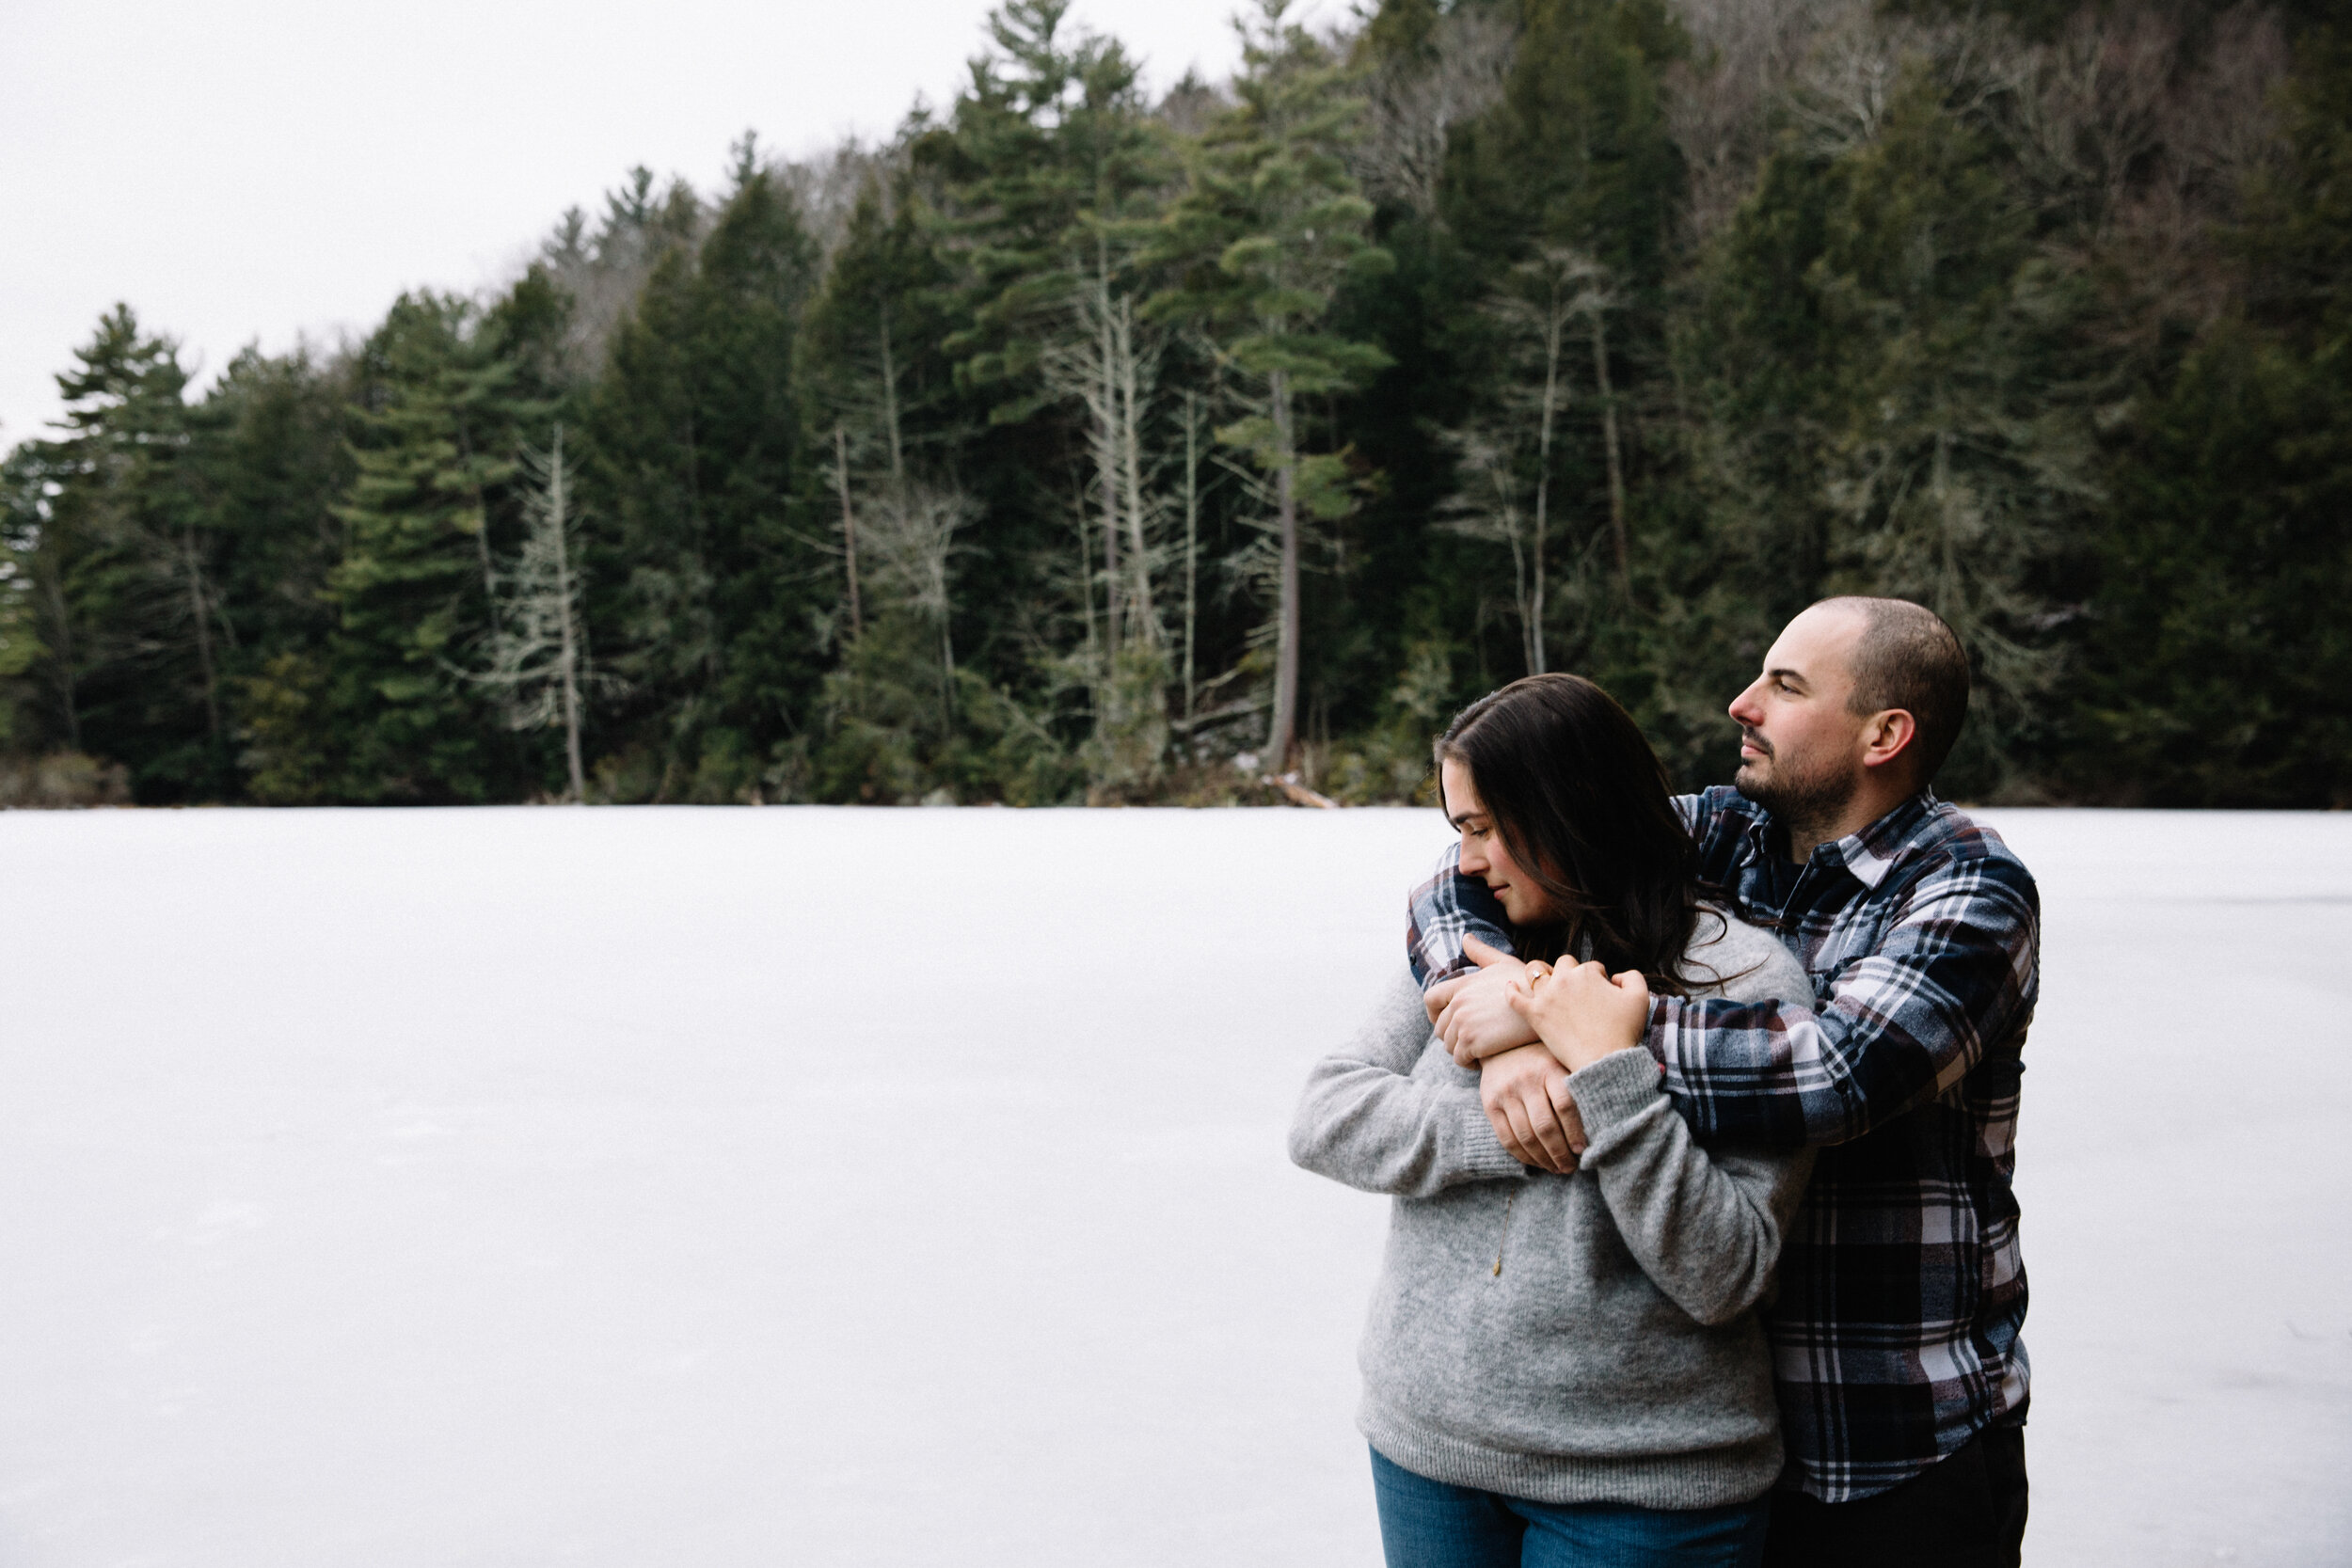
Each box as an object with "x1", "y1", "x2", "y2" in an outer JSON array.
[{"x1": 1819, "y1": 596, "x2": 1971, "y2": 784}]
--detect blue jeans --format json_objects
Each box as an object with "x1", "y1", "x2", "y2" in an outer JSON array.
[{"x1": 1370, "y1": 1447, "x2": 1772, "y2": 1568}]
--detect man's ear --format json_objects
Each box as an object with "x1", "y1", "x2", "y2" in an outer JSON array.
[{"x1": 1859, "y1": 708, "x2": 1917, "y2": 774}]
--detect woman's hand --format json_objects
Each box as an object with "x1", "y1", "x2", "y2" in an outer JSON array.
[
  {"x1": 1434, "y1": 935, "x2": 1544, "y2": 1065},
  {"x1": 1506, "y1": 960, "x2": 1652, "y2": 1074},
  {"x1": 1479, "y1": 1044, "x2": 1584, "y2": 1174}
]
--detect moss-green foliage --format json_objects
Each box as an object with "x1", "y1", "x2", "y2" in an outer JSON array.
[
  {"x1": 587, "y1": 156, "x2": 822, "y2": 801},
  {"x1": 1673, "y1": 62, "x2": 2106, "y2": 797},
  {"x1": 325, "y1": 293, "x2": 520, "y2": 801},
  {"x1": 25, "y1": 308, "x2": 218, "y2": 797},
  {"x1": 6, "y1": 2, "x2": 2346, "y2": 806},
  {"x1": 2070, "y1": 24, "x2": 2352, "y2": 805}
]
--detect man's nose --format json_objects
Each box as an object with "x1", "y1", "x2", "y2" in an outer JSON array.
[{"x1": 1727, "y1": 681, "x2": 1764, "y2": 726}]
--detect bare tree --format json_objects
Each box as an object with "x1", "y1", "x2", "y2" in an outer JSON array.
[
  {"x1": 2014, "y1": 3, "x2": 2180, "y2": 225},
  {"x1": 1578, "y1": 281, "x2": 1630, "y2": 596},
  {"x1": 2167, "y1": 5, "x2": 2291, "y2": 191},
  {"x1": 1355, "y1": 6, "x2": 1518, "y2": 216},
  {"x1": 1040, "y1": 268, "x2": 1163, "y2": 658},
  {"x1": 1438, "y1": 429, "x2": 1545, "y2": 674},
  {"x1": 1039, "y1": 241, "x2": 1180, "y2": 792},
  {"x1": 470, "y1": 426, "x2": 598, "y2": 800},
  {"x1": 832, "y1": 423, "x2": 863, "y2": 641},
  {"x1": 1788, "y1": 8, "x2": 1922, "y2": 157},
  {"x1": 768, "y1": 136, "x2": 903, "y2": 265},
  {"x1": 1440, "y1": 249, "x2": 1594, "y2": 673},
  {"x1": 2087, "y1": 4, "x2": 2290, "y2": 334},
  {"x1": 1664, "y1": 0, "x2": 1867, "y2": 240},
  {"x1": 1180, "y1": 389, "x2": 1205, "y2": 728},
  {"x1": 860, "y1": 476, "x2": 978, "y2": 728},
  {"x1": 1441, "y1": 245, "x2": 1629, "y2": 662},
  {"x1": 168, "y1": 520, "x2": 226, "y2": 742},
  {"x1": 536, "y1": 168, "x2": 700, "y2": 384}
]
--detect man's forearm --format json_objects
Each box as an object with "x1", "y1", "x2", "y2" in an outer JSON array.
[
  {"x1": 1647, "y1": 839, "x2": 2039, "y2": 1149},
  {"x1": 1648, "y1": 951, "x2": 2031, "y2": 1149},
  {"x1": 1406, "y1": 851, "x2": 1518, "y2": 990}
]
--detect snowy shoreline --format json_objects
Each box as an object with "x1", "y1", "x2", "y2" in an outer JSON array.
[{"x1": 0, "y1": 809, "x2": 2344, "y2": 1564}]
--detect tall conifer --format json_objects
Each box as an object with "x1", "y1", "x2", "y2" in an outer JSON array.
[
  {"x1": 1151, "y1": 0, "x2": 1392, "y2": 768},
  {"x1": 328, "y1": 295, "x2": 513, "y2": 800},
  {"x1": 589, "y1": 151, "x2": 818, "y2": 800}
]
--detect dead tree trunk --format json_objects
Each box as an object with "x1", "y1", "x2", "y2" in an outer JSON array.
[
  {"x1": 1265, "y1": 369, "x2": 1301, "y2": 768},
  {"x1": 1590, "y1": 311, "x2": 1629, "y2": 594},
  {"x1": 1114, "y1": 293, "x2": 1155, "y2": 647},
  {"x1": 180, "y1": 528, "x2": 222, "y2": 741},
  {"x1": 548, "y1": 427, "x2": 587, "y2": 801},
  {"x1": 834, "y1": 423, "x2": 862, "y2": 641},
  {"x1": 1531, "y1": 289, "x2": 1568, "y2": 675},
  {"x1": 1182, "y1": 392, "x2": 1200, "y2": 729},
  {"x1": 1091, "y1": 280, "x2": 1123, "y2": 658}
]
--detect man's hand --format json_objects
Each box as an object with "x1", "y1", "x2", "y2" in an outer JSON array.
[
  {"x1": 1435, "y1": 935, "x2": 1544, "y2": 1065},
  {"x1": 1507, "y1": 959, "x2": 1652, "y2": 1073},
  {"x1": 1480, "y1": 1043, "x2": 1587, "y2": 1173}
]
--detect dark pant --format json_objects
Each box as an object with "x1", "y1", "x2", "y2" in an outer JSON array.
[
  {"x1": 1762, "y1": 1424, "x2": 2027, "y2": 1568},
  {"x1": 1370, "y1": 1446, "x2": 1772, "y2": 1568}
]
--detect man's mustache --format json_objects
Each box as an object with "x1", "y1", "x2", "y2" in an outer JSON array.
[{"x1": 1740, "y1": 728, "x2": 1773, "y2": 758}]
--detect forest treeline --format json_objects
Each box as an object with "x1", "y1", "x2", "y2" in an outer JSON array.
[{"x1": 4, "y1": 0, "x2": 2346, "y2": 808}]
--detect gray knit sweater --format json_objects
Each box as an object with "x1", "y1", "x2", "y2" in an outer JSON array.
[{"x1": 1288, "y1": 911, "x2": 1815, "y2": 1510}]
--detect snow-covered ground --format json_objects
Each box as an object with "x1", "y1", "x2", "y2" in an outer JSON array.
[{"x1": 0, "y1": 806, "x2": 2344, "y2": 1566}]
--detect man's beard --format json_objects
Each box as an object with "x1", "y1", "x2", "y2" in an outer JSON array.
[{"x1": 1734, "y1": 737, "x2": 1860, "y2": 840}]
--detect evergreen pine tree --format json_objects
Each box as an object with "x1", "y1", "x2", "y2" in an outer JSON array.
[
  {"x1": 588, "y1": 147, "x2": 820, "y2": 800},
  {"x1": 34, "y1": 306, "x2": 239, "y2": 797},
  {"x1": 1, "y1": 3, "x2": 2340, "y2": 808},
  {"x1": 1150, "y1": 0, "x2": 1393, "y2": 768},
  {"x1": 327, "y1": 292, "x2": 543, "y2": 801},
  {"x1": 0, "y1": 445, "x2": 54, "y2": 751},
  {"x1": 2082, "y1": 22, "x2": 2352, "y2": 804},
  {"x1": 930, "y1": 0, "x2": 1181, "y2": 789},
  {"x1": 196, "y1": 342, "x2": 354, "y2": 802}
]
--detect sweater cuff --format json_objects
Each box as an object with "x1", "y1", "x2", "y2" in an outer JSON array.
[
  {"x1": 1454, "y1": 1098, "x2": 1535, "y2": 1180},
  {"x1": 1565, "y1": 1047, "x2": 1666, "y2": 1138}
]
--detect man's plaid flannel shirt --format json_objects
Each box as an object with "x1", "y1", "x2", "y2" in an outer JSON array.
[{"x1": 1406, "y1": 785, "x2": 2038, "y2": 1503}]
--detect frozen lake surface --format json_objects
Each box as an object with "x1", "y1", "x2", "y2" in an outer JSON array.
[{"x1": 0, "y1": 805, "x2": 2345, "y2": 1566}]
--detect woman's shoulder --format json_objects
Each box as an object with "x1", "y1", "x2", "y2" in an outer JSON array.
[{"x1": 1677, "y1": 904, "x2": 1812, "y2": 1006}]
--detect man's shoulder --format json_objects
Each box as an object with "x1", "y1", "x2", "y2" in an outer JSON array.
[
  {"x1": 1683, "y1": 785, "x2": 1765, "y2": 842},
  {"x1": 1901, "y1": 799, "x2": 2039, "y2": 897}
]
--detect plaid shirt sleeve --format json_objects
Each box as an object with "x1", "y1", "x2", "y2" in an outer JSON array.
[
  {"x1": 1647, "y1": 846, "x2": 2041, "y2": 1149},
  {"x1": 1407, "y1": 794, "x2": 1706, "y2": 990},
  {"x1": 1403, "y1": 843, "x2": 1516, "y2": 989}
]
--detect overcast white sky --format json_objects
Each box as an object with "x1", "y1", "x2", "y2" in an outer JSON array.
[{"x1": 1, "y1": 0, "x2": 1262, "y2": 450}]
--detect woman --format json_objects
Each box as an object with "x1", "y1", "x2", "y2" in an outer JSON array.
[{"x1": 1288, "y1": 673, "x2": 1814, "y2": 1568}]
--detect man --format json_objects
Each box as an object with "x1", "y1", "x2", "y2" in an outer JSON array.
[{"x1": 1412, "y1": 597, "x2": 2038, "y2": 1567}]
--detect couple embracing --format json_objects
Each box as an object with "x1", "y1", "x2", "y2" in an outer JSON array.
[{"x1": 1290, "y1": 597, "x2": 2038, "y2": 1568}]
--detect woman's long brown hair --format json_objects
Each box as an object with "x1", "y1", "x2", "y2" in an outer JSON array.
[{"x1": 1436, "y1": 673, "x2": 1706, "y2": 994}]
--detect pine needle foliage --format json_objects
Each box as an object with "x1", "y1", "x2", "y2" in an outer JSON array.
[{"x1": 4, "y1": 0, "x2": 2345, "y2": 806}]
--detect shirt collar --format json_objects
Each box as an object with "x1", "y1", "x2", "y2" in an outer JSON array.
[{"x1": 1729, "y1": 789, "x2": 1940, "y2": 890}]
